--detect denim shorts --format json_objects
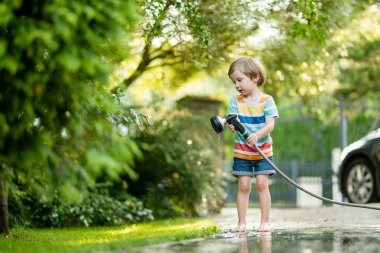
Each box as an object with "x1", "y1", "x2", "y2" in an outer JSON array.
[{"x1": 232, "y1": 156, "x2": 276, "y2": 177}]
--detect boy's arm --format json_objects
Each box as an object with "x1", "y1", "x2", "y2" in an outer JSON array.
[{"x1": 246, "y1": 117, "x2": 275, "y2": 144}]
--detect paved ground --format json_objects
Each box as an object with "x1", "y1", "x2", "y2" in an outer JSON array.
[
  {"x1": 212, "y1": 205, "x2": 380, "y2": 232},
  {"x1": 128, "y1": 205, "x2": 380, "y2": 253}
]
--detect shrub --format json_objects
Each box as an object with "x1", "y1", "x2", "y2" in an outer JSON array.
[
  {"x1": 128, "y1": 110, "x2": 226, "y2": 218},
  {"x1": 9, "y1": 187, "x2": 154, "y2": 228}
]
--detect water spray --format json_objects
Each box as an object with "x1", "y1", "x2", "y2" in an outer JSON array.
[{"x1": 210, "y1": 115, "x2": 380, "y2": 211}]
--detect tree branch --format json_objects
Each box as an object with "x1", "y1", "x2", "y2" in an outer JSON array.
[
  {"x1": 146, "y1": 59, "x2": 183, "y2": 70},
  {"x1": 111, "y1": 1, "x2": 174, "y2": 92}
]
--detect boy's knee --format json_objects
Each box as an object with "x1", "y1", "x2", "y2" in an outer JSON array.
[
  {"x1": 239, "y1": 182, "x2": 251, "y2": 193},
  {"x1": 255, "y1": 183, "x2": 266, "y2": 192},
  {"x1": 255, "y1": 176, "x2": 269, "y2": 192}
]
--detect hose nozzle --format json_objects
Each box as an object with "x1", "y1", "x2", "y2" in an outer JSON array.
[{"x1": 210, "y1": 115, "x2": 249, "y2": 139}]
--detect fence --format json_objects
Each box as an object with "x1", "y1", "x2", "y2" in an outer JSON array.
[{"x1": 224, "y1": 159, "x2": 333, "y2": 207}]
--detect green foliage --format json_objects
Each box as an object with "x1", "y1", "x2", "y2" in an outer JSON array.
[
  {"x1": 116, "y1": 0, "x2": 264, "y2": 91},
  {"x1": 338, "y1": 39, "x2": 380, "y2": 99},
  {"x1": 280, "y1": 0, "x2": 370, "y2": 44},
  {"x1": 116, "y1": 0, "x2": 372, "y2": 92},
  {"x1": 290, "y1": 0, "x2": 330, "y2": 44},
  {"x1": 139, "y1": 0, "x2": 213, "y2": 46},
  {"x1": 256, "y1": 0, "x2": 375, "y2": 103},
  {"x1": 128, "y1": 110, "x2": 226, "y2": 218},
  {"x1": 16, "y1": 188, "x2": 154, "y2": 228},
  {"x1": 0, "y1": 0, "x2": 155, "y2": 231},
  {"x1": 6, "y1": 96, "x2": 155, "y2": 227}
]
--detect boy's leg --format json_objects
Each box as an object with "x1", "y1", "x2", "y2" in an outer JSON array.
[
  {"x1": 233, "y1": 175, "x2": 252, "y2": 232},
  {"x1": 255, "y1": 174, "x2": 271, "y2": 232}
]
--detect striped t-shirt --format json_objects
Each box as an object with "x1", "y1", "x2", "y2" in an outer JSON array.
[{"x1": 227, "y1": 93, "x2": 279, "y2": 161}]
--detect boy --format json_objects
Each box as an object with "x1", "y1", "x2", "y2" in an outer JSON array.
[{"x1": 227, "y1": 57, "x2": 279, "y2": 234}]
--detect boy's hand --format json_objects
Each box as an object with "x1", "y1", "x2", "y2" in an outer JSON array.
[
  {"x1": 227, "y1": 116, "x2": 240, "y2": 132},
  {"x1": 247, "y1": 133, "x2": 258, "y2": 145}
]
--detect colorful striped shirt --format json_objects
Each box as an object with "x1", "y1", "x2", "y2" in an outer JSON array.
[{"x1": 227, "y1": 93, "x2": 279, "y2": 161}]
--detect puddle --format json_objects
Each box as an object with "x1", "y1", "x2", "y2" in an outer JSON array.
[{"x1": 130, "y1": 229, "x2": 380, "y2": 253}]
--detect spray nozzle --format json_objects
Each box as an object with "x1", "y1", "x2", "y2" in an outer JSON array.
[{"x1": 210, "y1": 115, "x2": 250, "y2": 139}]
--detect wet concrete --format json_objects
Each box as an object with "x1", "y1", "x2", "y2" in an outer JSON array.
[
  {"x1": 131, "y1": 230, "x2": 380, "y2": 253},
  {"x1": 129, "y1": 206, "x2": 380, "y2": 253}
]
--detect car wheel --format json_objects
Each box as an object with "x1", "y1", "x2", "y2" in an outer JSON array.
[{"x1": 343, "y1": 158, "x2": 377, "y2": 204}]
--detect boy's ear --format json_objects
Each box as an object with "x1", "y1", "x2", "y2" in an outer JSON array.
[{"x1": 252, "y1": 75, "x2": 260, "y2": 83}]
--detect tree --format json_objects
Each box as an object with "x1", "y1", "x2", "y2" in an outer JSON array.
[
  {"x1": 111, "y1": 0, "x2": 373, "y2": 93},
  {"x1": 0, "y1": 0, "x2": 138, "y2": 235},
  {"x1": 111, "y1": 0, "x2": 267, "y2": 92}
]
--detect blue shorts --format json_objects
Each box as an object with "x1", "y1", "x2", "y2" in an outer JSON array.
[{"x1": 232, "y1": 157, "x2": 276, "y2": 177}]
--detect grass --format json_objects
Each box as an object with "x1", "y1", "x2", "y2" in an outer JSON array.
[{"x1": 0, "y1": 218, "x2": 218, "y2": 253}]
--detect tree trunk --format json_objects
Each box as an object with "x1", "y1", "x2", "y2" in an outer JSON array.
[{"x1": 0, "y1": 178, "x2": 9, "y2": 235}]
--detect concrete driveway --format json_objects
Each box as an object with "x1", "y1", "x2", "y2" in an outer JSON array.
[{"x1": 212, "y1": 205, "x2": 380, "y2": 232}]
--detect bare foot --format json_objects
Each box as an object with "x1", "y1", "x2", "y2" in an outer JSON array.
[
  {"x1": 231, "y1": 223, "x2": 247, "y2": 233},
  {"x1": 257, "y1": 223, "x2": 271, "y2": 235}
]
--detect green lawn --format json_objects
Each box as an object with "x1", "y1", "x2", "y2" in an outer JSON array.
[{"x1": 0, "y1": 218, "x2": 218, "y2": 253}]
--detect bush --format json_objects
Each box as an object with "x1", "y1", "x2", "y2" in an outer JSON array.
[
  {"x1": 127, "y1": 110, "x2": 226, "y2": 218},
  {"x1": 9, "y1": 187, "x2": 154, "y2": 228}
]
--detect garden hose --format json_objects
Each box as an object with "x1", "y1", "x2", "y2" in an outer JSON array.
[
  {"x1": 253, "y1": 143, "x2": 380, "y2": 211},
  {"x1": 210, "y1": 114, "x2": 380, "y2": 211}
]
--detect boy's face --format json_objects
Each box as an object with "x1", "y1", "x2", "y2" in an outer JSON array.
[{"x1": 230, "y1": 70, "x2": 259, "y2": 97}]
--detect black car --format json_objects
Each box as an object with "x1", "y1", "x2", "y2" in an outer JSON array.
[{"x1": 338, "y1": 128, "x2": 380, "y2": 204}]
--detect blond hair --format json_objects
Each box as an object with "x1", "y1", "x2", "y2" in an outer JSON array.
[{"x1": 228, "y1": 57, "x2": 266, "y2": 87}]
